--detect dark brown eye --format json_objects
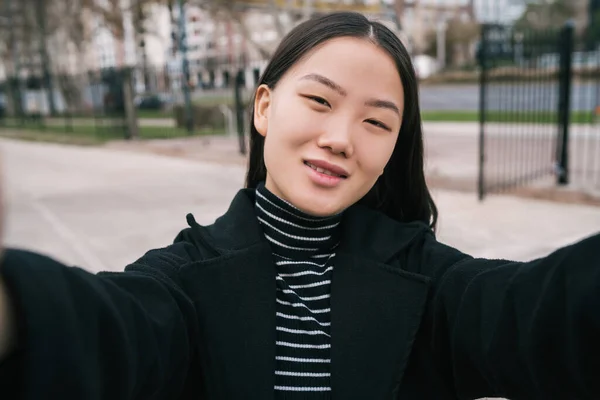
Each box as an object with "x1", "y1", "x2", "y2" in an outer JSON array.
[
  {"x1": 307, "y1": 95, "x2": 331, "y2": 108},
  {"x1": 366, "y1": 119, "x2": 391, "y2": 131}
]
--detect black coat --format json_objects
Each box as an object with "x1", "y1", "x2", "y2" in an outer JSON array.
[{"x1": 1, "y1": 188, "x2": 599, "y2": 400}]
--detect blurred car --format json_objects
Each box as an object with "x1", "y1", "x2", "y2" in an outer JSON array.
[
  {"x1": 0, "y1": 96, "x2": 6, "y2": 120},
  {"x1": 135, "y1": 93, "x2": 173, "y2": 110}
]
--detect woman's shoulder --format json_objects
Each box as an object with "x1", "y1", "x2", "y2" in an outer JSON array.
[
  {"x1": 125, "y1": 213, "x2": 225, "y2": 275},
  {"x1": 342, "y1": 204, "x2": 470, "y2": 275},
  {"x1": 402, "y1": 229, "x2": 472, "y2": 278}
]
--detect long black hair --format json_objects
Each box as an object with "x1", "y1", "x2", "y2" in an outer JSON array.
[{"x1": 245, "y1": 12, "x2": 438, "y2": 231}]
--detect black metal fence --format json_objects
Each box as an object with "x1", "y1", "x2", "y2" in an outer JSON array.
[
  {"x1": 0, "y1": 68, "x2": 133, "y2": 141},
  {"x1": 568, "y1": 28, "x2": 600, "y2": 192},
  {"x1": 135, "y1": 56, "x2": 267, "y2": 154},
  {"x1": 0, "y1": 56, "x2": 267, "y2": 150},
  {"x1": 478, "y1": 22, "x2": 600, "y2": 199}
]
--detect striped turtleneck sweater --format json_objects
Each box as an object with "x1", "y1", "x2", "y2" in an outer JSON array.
[{"x1": 255, "y1": 183, "x2": 342, "y2": 398}]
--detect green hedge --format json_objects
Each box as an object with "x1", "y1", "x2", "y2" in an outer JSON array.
[{"x1": 174, "y1": 105, "x2": 228, "y2": 131}]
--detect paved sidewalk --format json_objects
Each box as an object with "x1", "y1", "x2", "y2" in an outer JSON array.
[
  {"x1": 106, "y1": 122, "x2": 600, "y2": 205},
  {"x1": 2, "y1": 137, "x2": 599, "y2": 273}
]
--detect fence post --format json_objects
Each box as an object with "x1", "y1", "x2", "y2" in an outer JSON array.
[
  {"x1": 557, "y1": 21, "x2": 574, "y2": 185},
  {"x1": 64, "y1": 102, "x2": 73, "y2": 133},
  {"x1": 234, "y1": 69, "x2": 247, "y2": 155},
  {"x1": 177, "y1": 0, "x2": 194, "y2": 134},
  {"x1": 122, "y1": 68, "x2": 139, "y2": 140},
  {"x1": 36, "y1": 0, "x2": 56, "y2": 116},
  {"x1": 477, "y1": 24, "x2": 489, "y2": 201}
]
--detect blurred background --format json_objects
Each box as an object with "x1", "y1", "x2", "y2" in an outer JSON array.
[
  {"x1": 0, "y1": 0, "x2": 599, "y2": 276},
  {"x1": 0, "y1": 0, "x2": 597, "y2": 142}
]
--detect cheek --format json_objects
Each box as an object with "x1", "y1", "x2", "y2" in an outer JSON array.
[
  {"x1": 356, "y1": 137, "x2": 397, "y2": 177},
  {"x1": 269, "y1": 95, "x2": 315, "y2": 135},
  {"x1": 269, "y1": 114, "x2": 322, "y2": 148},
  {"x1": 262, "y1": 124, "x2": 310, "y2": 171},
  {"x1": 263, "y1": 136, "x2": 282, "y2": 171}
]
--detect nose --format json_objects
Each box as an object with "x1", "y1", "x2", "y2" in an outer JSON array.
[{"x1": 316, "y1": 124, "x2": 354, "y2": 158}]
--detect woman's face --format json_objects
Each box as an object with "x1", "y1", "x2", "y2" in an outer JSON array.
[{"x1": 254, "y1": 37, "x2": 404, "y2": 216}]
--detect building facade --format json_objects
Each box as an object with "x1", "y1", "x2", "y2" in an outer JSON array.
[{"x1": 395, "y1": 0, "x2": 475, "y2": 54}]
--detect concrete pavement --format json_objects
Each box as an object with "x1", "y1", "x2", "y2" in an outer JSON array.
[
  {"x1": 107, "y1": 121, "x2": 600, "y2": 201},
  {"x1": 2, "y1": 138, "x2": 243, "y2": 272},
  {"x1": 2, "y1": 137, "x2": 599, "y2": 274}
]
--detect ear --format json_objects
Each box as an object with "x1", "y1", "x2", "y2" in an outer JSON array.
[{"x1": 253, "y1": 84, "x2": 271, "y2": 138}]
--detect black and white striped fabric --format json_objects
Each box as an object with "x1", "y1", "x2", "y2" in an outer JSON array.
[{"x1": 255, "y1": 183, "x2": 342, "y2": 398}]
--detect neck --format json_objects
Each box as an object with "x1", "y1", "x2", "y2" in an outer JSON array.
[{"x1": 254, "y1": 182, "x2": 343, "y2": 259}]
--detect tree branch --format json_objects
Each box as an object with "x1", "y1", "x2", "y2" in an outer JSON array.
[{"x1": 228, "y1": 9, "x2": 273, "y2": 58}]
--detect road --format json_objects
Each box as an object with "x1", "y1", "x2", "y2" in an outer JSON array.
[
  {"x1": 2, "y1": 137, "x2": 599, "y2": 274},
  {"x1": 419, "y1": 82, "x2": 600, "y2": 111}
]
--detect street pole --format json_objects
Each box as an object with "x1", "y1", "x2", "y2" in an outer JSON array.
[
  {"x1": 8, "y1": 0, "x2": 25, "y2": 121},
  {"x1": 478, "y1": 24, "x2": 489, "y2": 201},
  {"x1": 136, "y1": 4, "x2": 150, "y2": 92},
  {"x1": 556, "y1": 22, "x2": 574, "y2": 186},
  {"x1": 436, "y1": 18, "x2": 446, "y2": 70},
  {"x1": 177, "y1": 0, "x2": 194, "y2": 134},
  {"x1": 37, "y1": 0, "x2": 57, "y2": 116}
]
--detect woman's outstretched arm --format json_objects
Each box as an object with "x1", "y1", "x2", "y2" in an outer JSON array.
[
  {"x1": 0, "y1": 273, "x2": 16, "y2": 359},
  {"x1": 417, "y1": 231, "x2": 600, "y2": 399},
  {"x1": 0, "y1": 243, "x2": 200, "y2": 400}
]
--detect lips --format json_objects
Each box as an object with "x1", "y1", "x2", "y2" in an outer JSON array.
[{"x1": 304, "y1": 160, "x2": 349, "y2": 178}]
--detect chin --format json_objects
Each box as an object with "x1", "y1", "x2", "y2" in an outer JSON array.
[
  {"x1": 292, "y1": 192, "x2": 345, "y2": 217},
  {"x1": 303, "y1": 205, "x2": 341, "y2": 217}
]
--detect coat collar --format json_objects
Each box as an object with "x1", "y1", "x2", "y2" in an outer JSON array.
[
  {"x1": 189, "y1": 188, "x2": 432, "y2": 263},
  {"x1": 182, "y1": 188, "x2": 433, "y2": 399}
]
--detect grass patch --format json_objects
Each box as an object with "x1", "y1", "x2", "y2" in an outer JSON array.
[
  {"x1": 0, "y1": 127, "x2": 104, "y2": 145},
  {"x1": 137, "y1": 109, "x2": 600, "y2": 125},
  {"x1": 0, "y1": 119, "x2": 225, "y2": 145},
  {"x1": 138, "y1": 126, "x2": 225, "y2": 139},
  {"x1": 194, "y1": 93, "x2": 253, "y2": 106},
  {"x1": 421, "y1": 111, "x2": 480, "y2": 122},
  {"x1": 421, "y1": 110, "x2": 598, "y2": 124},
  {"x1": 136, "y1": 109, "x2": 174, "y2": 119},
  {"x1": 194, "y1": 96, "x2": 235, "y2": 106}
]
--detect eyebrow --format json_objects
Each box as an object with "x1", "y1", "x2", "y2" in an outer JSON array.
[
  {"x1": 300, "y1": 73, "x2": 401, "y2": 116},
  {"x1": 365, "y1": 99, "x2": 401, "y2": 116},
  {"x1": 300, "y1": 73, "x2": 347, "y2": 96}
]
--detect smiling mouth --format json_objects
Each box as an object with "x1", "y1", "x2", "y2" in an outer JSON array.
[{"x1": 304, "y1": 161, "x2": 347, "y2": 178}]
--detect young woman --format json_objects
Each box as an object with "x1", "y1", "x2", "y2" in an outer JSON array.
[{"x1": 1, "y1": 11, "x2": 599, "y2": 400}]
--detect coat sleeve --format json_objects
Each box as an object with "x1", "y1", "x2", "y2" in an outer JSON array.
[
  {"x1": 0, "y1": 240, "x2": 201, "y2": 400},
  {"x1": 416, "y1": 231, "x2": 600, "y2": 400}
]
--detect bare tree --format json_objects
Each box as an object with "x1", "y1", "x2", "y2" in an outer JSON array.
[
  {"x1": 514, "y1": 0, "x2": 577, "y2": 31},
  {"x1": 189, "y1": 0, "x2": 298, "y2": 58},
  {"x1": 425, "y1": 18, "x2": 480, "y2": 67},
  {"x1": 0, "y1": 0, "x2": 45, "y2": 114},
  {"x1": 42, "y1": 0, "x2": 96, "y2": 114},
  {"x1": 82, "y1": 0, "x2": 168, "y2": 40}
]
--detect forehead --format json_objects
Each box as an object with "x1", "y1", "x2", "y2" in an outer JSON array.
[{"x1": 281, "y1": 37, "x2": 404, "y2": 101}]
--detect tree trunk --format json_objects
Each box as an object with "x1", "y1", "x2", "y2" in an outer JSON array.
[{"x1": 122, "y1": 68, "x2": 139, "y2": 140}]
